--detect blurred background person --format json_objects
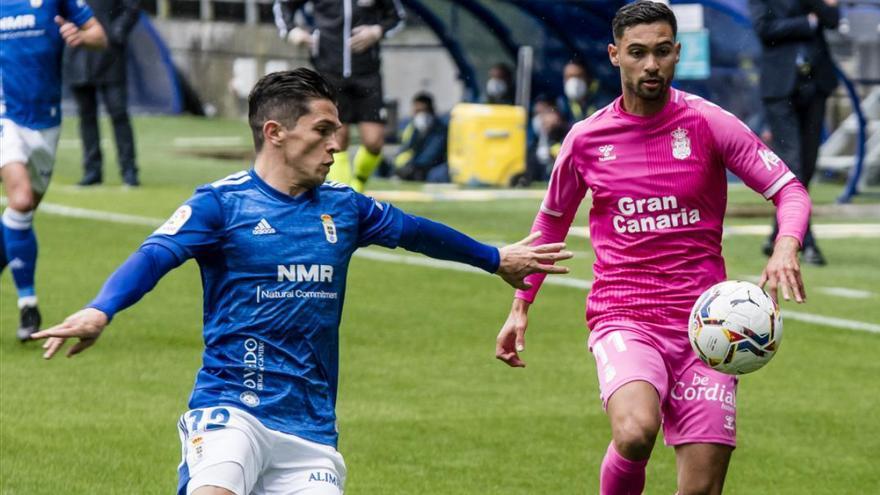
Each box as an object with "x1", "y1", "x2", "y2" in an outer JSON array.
[
  {"x1": 65, "y1": 0, "x2": 142, "y2": 187},
  {"x1": 394, "y1": 92, "x2": 448, "y2": 182},
  {"x1": 522, "y1": 95, "x2": 568, "y2": 186},
  {"x1": 1, "y1": 0, "x2": 106, "y2": 341},
  {"x1": 485, "y1": 62, "x2": 515, "y2": 105},
  {"x1": 276, "y1": 0, "x2": 406, "y2": 193},
  {"x1": 557, "y1": 58, "x2": 602, "y2": 126},
  {"x1": 749, "y1": 0, "x2": 841, "y2": 266}
]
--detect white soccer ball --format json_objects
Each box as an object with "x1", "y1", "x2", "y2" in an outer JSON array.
[{"x1": 688, "y1": 280, "x2": 783, "y2": 375}]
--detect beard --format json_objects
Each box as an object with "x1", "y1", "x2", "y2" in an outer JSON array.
[{"x1": 633, "y1": 77, "x2": 669, "y2": 100}]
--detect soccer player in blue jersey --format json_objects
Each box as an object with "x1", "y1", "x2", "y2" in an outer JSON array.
[
  {"x1": 1, "y1": 0, "x2": 107, "y2": 341},
  {"x1": 33, "y1": 68, "x2": 572, "y2": 495}
]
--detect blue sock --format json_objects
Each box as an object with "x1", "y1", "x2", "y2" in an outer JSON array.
[{"x1": 2, "y1": 208, "x2": 38, "y2": 301}]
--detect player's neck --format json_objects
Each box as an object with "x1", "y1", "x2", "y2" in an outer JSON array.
[
  {"x1": 254, "y1": 156, "x2": 308, "y2": 197},
  {"x1": 620, "y1": 88, "x2": 670, "y2": 117}
]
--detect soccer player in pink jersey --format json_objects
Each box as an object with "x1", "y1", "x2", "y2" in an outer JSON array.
[{"x1": 495, "y1": 2, "x2": 811, "y2": 494}]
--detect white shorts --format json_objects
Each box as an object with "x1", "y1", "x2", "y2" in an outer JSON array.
[
  {"x1": 0, "y1": 118, "x2": 61, "y2": 195},
  {"x1": 177, "y1": 406, "x2": 346, "y2": 495}
]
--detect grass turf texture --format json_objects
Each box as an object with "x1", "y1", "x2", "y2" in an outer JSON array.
[{"x1": 2, "y1": 116, "x2": 879, "y2": 494}]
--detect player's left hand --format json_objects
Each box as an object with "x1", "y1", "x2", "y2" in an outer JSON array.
[
  {"x1": 759, "y1": 236, "x2": 806, "y2": 304},
  {"x1": 55, "y1": 16, "x2": 83, "y2": 47},
  {"x1": 496, "y1": 232, "x2": 572, "y2": 290},
  {"x1": 350, "y1": 25, "x2": 383, "y2": 53},
  {"x1": 31, "y1": 308, "x2": 109, "y2": 359}
]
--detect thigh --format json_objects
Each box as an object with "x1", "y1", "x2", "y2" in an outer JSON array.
[
  {"x1": 348, "y1": 72, "x2": 384, "y2": 124},
  {"x1": 675, "y1": 443, "x2": 733, "y2": 495},
  {"x1": 27, "y1": 126, "x2": 61, "y2": 196},
  {"x1": 258, "y1": 432, "x2": 347, "y2": 495},
  {"x1": 178, "y1": 407, "x2": 267, "y2": 495},
  {"x1": 71, "y1": 85, "x2": 99, "y2": 116},
  {"x1": 662, "y1": 358, "x2": 738, "y2": 448},
  {"x1": 797, "y1": 95, "x2": 827, "y2": 185},
  {"x1": 323, "y1": 73, "x2": 354, "y2": 125},
  {"x1": 589, "y1": 325, "x2": 670, "y2": 409}
]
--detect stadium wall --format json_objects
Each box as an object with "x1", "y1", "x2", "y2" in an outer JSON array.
[{"x1": 152, "y1": 20, "x2": 462, "y2": 119}]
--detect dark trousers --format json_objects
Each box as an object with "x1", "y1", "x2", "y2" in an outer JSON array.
[
  {"x1": 72, "y1": 82, "x2": 138, "y2": 182},
  {"x1": 763, "y1": 79, "x2": 826, "y2": 249}
]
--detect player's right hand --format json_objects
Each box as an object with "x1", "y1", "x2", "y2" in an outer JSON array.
[
  {"x1": 31, "y1": 308, "x2": 109, "y2": 359},
  {"x1": 496, "y1": 299, "x2": 530, "y2": 368},
  {"x1": 496, "y1": 231, "x2": 572, "y2": 290},
  {"x1": 286, "y1": 27, "x2": 314, "y2": 48},
  {"x1": 55, "y1": 16, "x2": 83, "y2": 47}
]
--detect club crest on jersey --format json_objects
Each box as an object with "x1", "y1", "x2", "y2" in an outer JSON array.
[
  {"x1": 30, "y1": 0, "x2": 43, "y2": 8},
  {"x1": 671, "y1": 127, "x2": 691, "y2": 160},
  {"x1": 598, "y1": 144, "x2": 617, "y2": 162},
  {"x1": 321, "y1": 214, "x2": 338, "y2": 244}
]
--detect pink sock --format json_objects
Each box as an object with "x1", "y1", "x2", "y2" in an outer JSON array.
[{"x1": 600, "y1": 442, "x2": 649, "y2": 495}]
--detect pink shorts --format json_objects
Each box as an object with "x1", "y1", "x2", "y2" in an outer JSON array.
[{"x1": 588, "y1": 321, "x2": 738, "y2": 447}]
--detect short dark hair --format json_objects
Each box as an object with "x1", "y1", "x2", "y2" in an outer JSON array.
[
  {"x1": 248, "y1": 68, "x2": 336, "y2": 151},
  {"x1": 612, "y1": 1, "x2": 677, "y2": 41},
  {"x1": 412, "y1": 92, "x2": 435, "y2": 114}
]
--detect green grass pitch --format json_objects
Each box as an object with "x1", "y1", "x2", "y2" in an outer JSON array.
[{"x1": 1, "y1": 116, "x2": 879, "y2": 494}]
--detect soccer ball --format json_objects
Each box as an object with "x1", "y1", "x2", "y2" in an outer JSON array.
[{"x1": 688, "y1": 280, "x2": 783, "y2": 375}]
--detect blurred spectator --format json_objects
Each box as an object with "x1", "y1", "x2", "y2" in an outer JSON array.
[
  {"x1": 557, "y1": 59, "x2": 602, "y2": 125},
  {"x1": 485, "y1": 63, "x2": 515, "y2": 105},
  {"x1": 522, "y1": 96, "x2": 569, "y2": 186},
  {"x1": 749, "y1": 0, "x2": 840, "y2": 266},
  {"x1": 65, "y1": 0, "x2": 142, "y2": 186},
  {"x1": 394, "y1": 92, "x2": 448, "y2": 182},
  {"x1": 276, "y1": 0, "x2": 405, "y2": 192}
]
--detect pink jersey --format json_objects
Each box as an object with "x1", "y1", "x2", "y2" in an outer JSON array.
[{"x1": 518, "y1": 89, "x2": 798, "y2": 330}]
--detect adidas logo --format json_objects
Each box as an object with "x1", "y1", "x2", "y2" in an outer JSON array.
[{"x1": 252, "y1": 218, "x2": 276, "y2": 235}]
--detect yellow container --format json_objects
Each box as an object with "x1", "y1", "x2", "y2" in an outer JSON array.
[{"x1": 447, "y1": 103, "x2": 526, "y2": 186}]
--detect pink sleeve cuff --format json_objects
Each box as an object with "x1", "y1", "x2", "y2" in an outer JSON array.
[
  {"x1": 514, "y1": 209, "x2": 575, "y2": 303},
  {"x1": 770, "y1": 179, "x2": 811, "y2": 246}
]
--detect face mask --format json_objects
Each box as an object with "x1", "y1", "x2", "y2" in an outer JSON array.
[
  {"x1": 531, "y1": 114, "x2": 543, "y2": 135},
  {"x1": 413, "y1": 112, "x2": 433, "y2": 133},
  {"x1": 565, "y1": 77, "x2": 588, "y2": 100},
  {"x1": 486, "y1": 78, "x2": 508, "y2": 98}
]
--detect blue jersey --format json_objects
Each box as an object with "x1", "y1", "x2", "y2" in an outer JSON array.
[
  {"x1": 144, "y1": 170, "x2": 408, "y2": 447},
  {"x1": 0, "y1": 0, "x2": 93, "y2": 129}
]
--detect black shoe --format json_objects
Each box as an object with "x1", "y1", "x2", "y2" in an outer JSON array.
[
  {"x1": 16, "y1": 305, "x2": 41, "y2": 342},
  {"x1": 761, "y1": 240, "x2": 774, "y2": 257},
  {"x1": 122, "y1": 173, "x2": 140, "y2": 187},
  {"x1": 802, "y1": 245, "x2": 827, "y2": 266},
  {"x1": 77, "y1": 176, "x2": 102, "y2": 186}
]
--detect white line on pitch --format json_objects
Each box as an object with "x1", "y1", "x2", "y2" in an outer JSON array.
[{"x1": 24, "y1": 201, "x2": 880, "y2": 335}]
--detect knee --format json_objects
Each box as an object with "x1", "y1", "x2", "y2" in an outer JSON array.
[
  {"x1": 360, "y1": 131, "x2": 384, "y2": 155},
  {"x1": 611, "y1": 412, "x2": 660, "y2": 459},
  {"x1": 678, "y1": 478, "x2": 721, "y2": 495},
  {"x1": 4, "y1": 188, "x2": 36, "y2": 213}
]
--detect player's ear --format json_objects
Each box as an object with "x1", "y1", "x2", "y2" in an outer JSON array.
[
  {"x1": 674, "y1": 41, "x2": 682, "y2": 63},
  {"x1": 263, "y1": 120, "x2": 284, "y2": 147},
  {"x1": 608, "y1": 43, "x2": 620, "y2": 67}
]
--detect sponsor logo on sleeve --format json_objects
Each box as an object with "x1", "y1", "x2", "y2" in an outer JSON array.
[
  {"x1": 154, "y1": 205, "x2": 192, "y2": 236},
  {"x1": 758, "y1": 148, "x2": 782, "y2": 170}
]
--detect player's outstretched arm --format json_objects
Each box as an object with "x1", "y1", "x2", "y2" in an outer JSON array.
[
  {"x1": 759, "y1": 236, "x2": 806, "y2": 304},
  {"x1": 31, "y1": 243, "x2": 182, "y2": 359},
  {"x1": 496, "y1": 298, "x2": 530, "y2": 368},
  {"x1": 496, "y1": 232, "x2": 571, "y2": 290}
]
